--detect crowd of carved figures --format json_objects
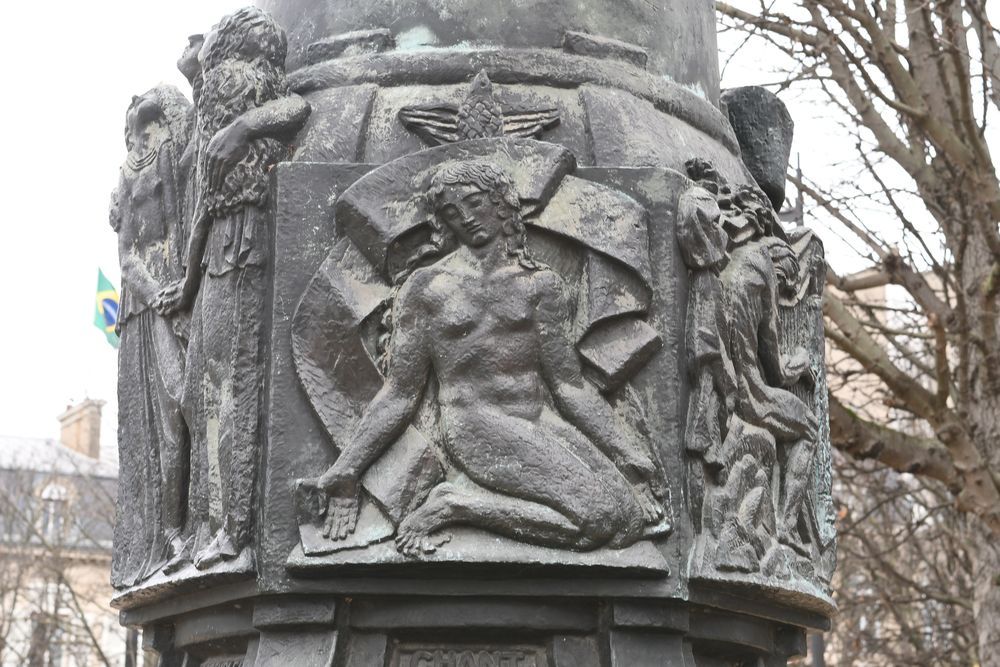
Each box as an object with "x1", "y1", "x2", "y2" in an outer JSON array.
[
  {"x1": 678, "y1": 158, "x2": 834, "y2": 583},
  {"x1": 109, "y1": 5, "x2": 832, "y2": 592},
  {"x1": 110, "y1": 7, "x2": 310, "y2": 587}
]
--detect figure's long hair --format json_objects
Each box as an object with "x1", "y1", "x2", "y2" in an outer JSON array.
[
  {"x1": 683, "y1": 158, "x2": 780, "y2": 250},
  {"x1": 201, "y1": 7, "x2": 287, "y2": 72},
  {"x1": 199, "y1": 7, "x2": 289, "y2": 128},
  {"x1": 424, "y1": 160, "x2": 541, "y2": 273},
  {"x1": 376, "y1": 161, "x2": 542, "y2": 373}
]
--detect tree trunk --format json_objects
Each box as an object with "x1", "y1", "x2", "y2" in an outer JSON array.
[
  {"x1": 972, "y1": 531, "x2": 1000, "y2": 667},
  {"x1": 951, "y1": 192, "x2": 1000, "y2": 664}
]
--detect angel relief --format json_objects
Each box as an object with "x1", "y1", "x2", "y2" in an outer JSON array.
[{"x1": 292, "y1": 139, "x2": 671, "y2": 563}]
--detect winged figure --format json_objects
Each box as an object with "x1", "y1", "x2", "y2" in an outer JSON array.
[{"x1": 399, "y1": 70, "x2": 561, "y2": 145}]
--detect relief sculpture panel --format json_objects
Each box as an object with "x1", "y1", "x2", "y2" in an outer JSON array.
[
  {"x1": 678, "y1": 158, "x2": 835, "y2": 594},
  {"x1": 290, "y1": 138, "x2": 673, "y2": 569},
  {"x1": 108, "y1": 3, "x2": 837, "y2": 662},
  {"x1": 112, "y1": 7, "x2": 310, "y2": 591},
  {"x1": 111, "y1": 85, "x2": 192, "y2": 588}
]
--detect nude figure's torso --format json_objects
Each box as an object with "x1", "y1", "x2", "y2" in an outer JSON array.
[
  {"x1": 417, "y1": 253, "x2": 548, "y2": 422},
  {"x1": 393, "y1": 251, "x2": 645, "y2": 550}
]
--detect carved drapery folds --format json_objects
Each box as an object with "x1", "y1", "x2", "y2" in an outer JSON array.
[
  {"x1": 112, "y1": 7, "x2": 309, "y2": 589},
  {"x1": 111, "y1": 85, "x2": 192, "y2": 589},
  {"x1": 678, "y1": 158, "x2": 835, "y2": 591}
]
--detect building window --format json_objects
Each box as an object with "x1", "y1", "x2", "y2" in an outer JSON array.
[{"x1": 39, "y1": 483, "x2": 68, "y2": 543}]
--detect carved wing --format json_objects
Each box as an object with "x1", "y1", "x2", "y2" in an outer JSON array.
[
  {"x1": 502, "y1": 108, "x2": 561, "y2": 138},
  {"x1": 398, "y1": 104, "x2": 461, "y2": 145}
]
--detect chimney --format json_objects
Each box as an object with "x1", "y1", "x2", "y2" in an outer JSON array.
[{"x1": 57, "y1": 399, "x2": 105, "y2": 459}]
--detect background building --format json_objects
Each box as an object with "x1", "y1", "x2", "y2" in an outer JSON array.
[{"x1": 0, "y1": 399, "x2": 130, "y2": 667}]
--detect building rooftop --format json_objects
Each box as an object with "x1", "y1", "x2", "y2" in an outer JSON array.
[{"x1": 0, "y1": 435, "x2": 118, "y2": 479}]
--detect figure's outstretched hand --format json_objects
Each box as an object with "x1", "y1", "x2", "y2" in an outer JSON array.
[
  {"x1": 300, "y1": 468, "x2": 362, "y2": 541},
  {"x1": 313, "y1": 466, "x2": 360, "y2": 497},
  {"x1": 205, "y1": 118, "x2": 250, "y2": 193},
  {"x1": 783, "y1": 396, "x2": 819, "y2": 442},
  {"x1": 323, "y1": 494, "x2": 360, "y2": 540}
]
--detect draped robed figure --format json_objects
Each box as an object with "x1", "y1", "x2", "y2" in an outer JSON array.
[{"x1": 111, "y1": 85, "x2": 192, "y2": 588}]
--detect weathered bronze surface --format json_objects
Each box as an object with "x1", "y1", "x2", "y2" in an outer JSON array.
[{"x1": 110, "y1": 3, "x2": 834, "y2": 664}]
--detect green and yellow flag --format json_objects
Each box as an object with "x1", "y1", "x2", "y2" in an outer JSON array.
[{"x1": 94, "y1": 269, "x2": 120, "y2": 349}]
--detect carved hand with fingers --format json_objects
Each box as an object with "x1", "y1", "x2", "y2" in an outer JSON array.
[
  {"x1": 619, "y1": 449, "x2": 658, "y2": 486},
  {"x1": 153, "y1": 277, "x2": 197, "y2": 316},
  {"x1": 782, "y1": 348, "x2": 813, "y2": 385},
  {"x1": 300, "y1": 468, "x2": 362, "y2": 541},
  {"x1": 323, "y1": 494, "x2": 360, "y2": 540},
  {"x1": 205, "y1": 118, "x2": 250, "y2": 193}
]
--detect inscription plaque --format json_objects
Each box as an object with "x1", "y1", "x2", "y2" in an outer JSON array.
[
  {"x1": 393, "y1": 643, "x2": 545, "y2": 667},
  {"x1": 201, "y1": 657, "x2": 244, "y2": 667}
]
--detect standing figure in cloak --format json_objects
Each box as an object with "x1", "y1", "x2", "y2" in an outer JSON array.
[
  {"x1": 676, "y1": 160, "x2": 736, "y2": 534},
  {"x1": 111, "y1": 85, "x2": 192, "y2": 587},
  {"x1": 156, "y1": 7, "x2": 310, "y2": 569},
  {"x1": 304, "y1": 161, "x2": 665, "y2": 556}
]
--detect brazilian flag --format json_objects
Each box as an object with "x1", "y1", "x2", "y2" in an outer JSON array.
[{"x1": 94, "y1": 269, "x2": 120, "y2": 349}]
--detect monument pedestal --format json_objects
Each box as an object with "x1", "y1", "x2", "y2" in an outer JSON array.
[
  {"x1": 133, "y1": 589, "x2": 826, "y2": 666},
  {"x1": 110, "y1": 3, "x2": 836, "y2": 665}
]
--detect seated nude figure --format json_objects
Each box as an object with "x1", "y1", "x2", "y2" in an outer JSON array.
[{"x1": 305, "y1": 161, "x2": 665, "y2": 556}]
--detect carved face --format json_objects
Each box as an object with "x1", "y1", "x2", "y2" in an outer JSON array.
[
  {"x1": 125, "y1": 97, "x2": 164, "y2": 152},
  {"x1": 177, "y1": 34, "x2": 205, "y2": 83},
  {"x1": 434, "y1": 184, "x2": 507, "y2": 248},
  {"x1": 768, "y1": 240, "x2": 800, "y2": 297}
]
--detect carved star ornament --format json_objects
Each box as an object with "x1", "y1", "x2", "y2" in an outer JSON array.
[{"x1": 399, "y1": 70, "x2": 561, "y2": 144}]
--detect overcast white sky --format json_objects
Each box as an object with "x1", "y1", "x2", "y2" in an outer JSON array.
[
  {"x1": 0, "y1": 1, "x2": 957, "y2": 454},
  {"x1": 0, "y1": 1, "x2": 245, "y2": 448}
]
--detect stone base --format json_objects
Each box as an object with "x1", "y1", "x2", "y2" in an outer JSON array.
[
  {"x1": 111, "y1": 549, "x2": 255, "y2": 609},
  {"x1": 687, "y1": 535, "x2": 836, "y2": 617},
  {"x1": 288, "y1": 529, "x2": 671, "y2": 578},
  {"x1": 136, "y1": 592, "x2": 816, "y2": 667}
]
